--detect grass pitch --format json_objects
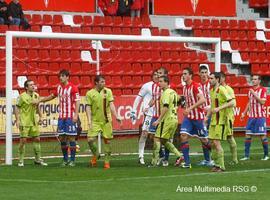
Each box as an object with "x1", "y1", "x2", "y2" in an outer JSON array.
[{"x1": 0, "y1": 137, "x2": 270, "y2": 200}]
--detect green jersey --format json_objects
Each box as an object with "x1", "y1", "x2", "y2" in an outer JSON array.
[
  {"x1": 16, "y1": 92, "x2": 39, "y2": 126},
  {"x1": 210, "y1": 85, "x2": 232, "y2": 125},
  {"x1": 160, "y1": 88, "x2": 178, "y2": 122},
  {"x1": 224, "y1": 85, "x2": 236, "y2": 122},
  {"x1": 85, "y1": 87, "x2": 114, "y2": 123}
]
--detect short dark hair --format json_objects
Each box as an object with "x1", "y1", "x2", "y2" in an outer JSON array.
[
  {"x1": 199, "y1": 65, "x2": 208, "y2": 72},
  {"x1": 24, "y1": 79, "x2": 33, "y2": 89},
  {"x1": 210, "y1": 72, "x2": 221, "y2": 81},
  {"x1": 59, "y1": 69, "x2": 70, "y2": 77},
  {"x1": 159, "y1": 67, "x2": 168, "y2": 76},
  {"x1": 159, "y1": 75, "x2": 170, "y2": 84},
  {"x1": 252, "y1": 74, "x2": 261, "y2": 80},
  {"x1": 183, "y1": 67, "x2": 193, "y2": 76},
  {"x1": 94, "y1": 75, "x2": 105, "y2": 84}
]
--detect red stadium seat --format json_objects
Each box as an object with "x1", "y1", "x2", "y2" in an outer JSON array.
[
  {"x1": 50, "y1": 50, "x2": 61, "y2": 61},
  {"x1": 220, "y1": 19, "x2": 229, "y2": 29},
  {"x1": 39, "y1": 50, "x2": 50, "y2": 62},
  {"x1": 60, "y1": 50, "x2": 71, "y2": 62},
  {"x1": 80, "y1": 76, "x2": 92, "y2": 88},
  {"x1": 48, "y1": 76, "x2": 59, "y2": 87},
  {"x1": 43, "y1": 14, "x2": 53, "y2": 25},
  {"x1": 132, "y1": 63, "x2": 143, "y2": 75},
  {"x1": 31, "y1": 25, "x2": 41, "y2": 32},
  {"x1": 70, "y1": 76, "x2": 81, "y2": 87},
  {"x1": 229, "y1": 20, "x2": 238, "y2": 29},
  {"x1": 93, "y1": 16, "x2": 104, "y2": 26},
  {"x1": 83, "y1": 16, "x2": 93, "y2": 26},
  {"x1": 40, "y1": 39, "x2": 51, "y2": 49},
  {"x1": 113, "y1": 16, "x2": 123, "y2": 27},
  {"x1": 122, "y1": 76, "x2": 133, "y2": 87},
  {"x1": 14, "y1": 62, "x2": 27, "y2": 75},
  {"x1": 202, "y1": 19, "x2": 211, "y2": 29},
  {"x1": 61, "y1": 39, "x2": 72, "y2": 49},
  {"x1": 247, "y1": 20, "x2": 256, "y2": 30},
  {"x1": 132, "y1": 17, "x2": 143, "y2": 27},
  {"x1": 104, "y1": 16, "x2": 113, "y2": 26},
  {"x1": 28, "y1": 38, "x2": 40, "y2": 49},
  {"x1": 49, "y1": 63, "x2": 60, "y2": 74},
  {"x1": 142, "y1": 17, "x2": 151, "y2": 28},
  {"x1": 50, "y1": 39, "x2": 61, "y2": 49},
  {"x1": 73, "y1": 15, "x2": 83, "y2": 25},
  {"x1": 53, "y1": 15, "x2": 63, "y2": 25},
  {"x1": 52, "y1": 26, "x2": 61, "y2": 32},
  {"x1": 32, "y1": 14, "x2": 42, "y2": 25},
  {"x1": 211, "y1": 19, "x2": 220, "y2": 29},
  {"x1": 61, "y1": 26, "x2": 72, "y2": 33},
  {"x1": 123, "y1": 17, "x2": 132, "y2": 27},
  {"x1": 37, "y1": 76, "x2": 48, "y2": 88},
  {"x1": 17, "y1": 38, "x2": 29, "y2": 49},
  {"x1": 0, "y1": 25, "x2": 8, "y2": 33},
  {"x1": 38, "y1": 63, "x2": 49, "y2": 75}
]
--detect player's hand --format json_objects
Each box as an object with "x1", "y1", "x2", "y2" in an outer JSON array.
[
  {"x1": 240, "y1": 113, "x2": 245, "y2": 121},
  {"x1": 32, "y1": 99, "x2": 40, "y2": 105},
  {"x1": 73, "y1": 114, "x2": 78, "y2": 123},
  {"x1": 88, "y1": 123, "x2": 92, "y2": 130},
  {"x1": 212, "y1": 108, "x2": 219, "y2": 114},
  {"x1": 143, "y1": 107, "x2": 149, "y2": 113},
  {"x1": 249, "y1": 89, "x2": 255, "y2": 95},
  {"x1": 183, "y1": 108, "x2": 191, "y2": 116},
  {"x1": 130, "y1": 110, "x2": 136, "y2": 123},
  {"x1": 116, "y1": 116, "x2": 122, "y2": 125},
  {"x1": 152, "y1": 120, "x2": 159, "y2": 127},
  {"x1": 15, "y1": 120, "x2": 20, "y2": 128}
]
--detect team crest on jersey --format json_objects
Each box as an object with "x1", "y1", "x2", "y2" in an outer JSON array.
[
  {"x1": 44, "y1": 0, "x2": 49, "y2": 8},
  {"x1": 191, "y1": 0, "x2": 199, "y2": 13}
]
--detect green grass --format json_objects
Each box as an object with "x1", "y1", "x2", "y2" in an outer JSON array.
[{"x1": 0, "y1": 137, "x2": 270, "y2": 200}]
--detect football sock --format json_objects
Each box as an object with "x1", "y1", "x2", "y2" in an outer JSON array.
[
  {"x1": 69, "y1": 141, "x2": 76, "y2": 162},
  {"x1": 164, "y1": 147, "x2": 170, "y2": 161},
  {"x1": 104, "y1": 140, "x2": 111, "y2": 163},
  {"x1": 228, "y1": 137, "x2": 238, "y2": 162},
  {"x1": 138, "y1": 134, "x2": 147, "y2": 158},
  {"x1": 152, "y1": 140, "x2": 161, "y2": 165},
  {"x1": 261, "y1": 138, "x2": 269, "y2": 157},
  {"x1": 88, "y1": 139, "x2": 98, "y2": 157},
  {"x1": 18, "y1": 144, "x2": 25, "y2": 163},
  {"x1": 216, "y1": 147, "x2": 225, "y2": 170},
  {"x1": 164, "y1": 141, "x2": 181, "y2": 157},
  {"x1": 202, "y1": 141, "x2": 211, "y2": 161},
  {"x1": 33, "y1": 141, "x2": 41, "y2": 161},
  {"x1": 181, "y1": 141, "x2": 190, "y2": 165},
  {"x1": 244, "y1": 137, "x2": 252, "y2": 158},
  {"x1": 60, "y1": 141, "x2": 68, "y2": 162}
]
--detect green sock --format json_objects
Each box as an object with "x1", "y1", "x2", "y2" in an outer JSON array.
[
  {"x1": 211, "y1": 148, "x2": 217, "y2": 162},
  {"x1": 33, "y1": 142, "x2": 41, "y2": 161},
  {"x1": 152, "y1": 140, "x2": 161, "y2": 165},
  {"x1": 104, "y1": 142, "x2": 111, "y2": 163},
  {"x1": 164, "y1": 141, "x2": 181, "y2": 157},
  {"x1": 88, "y1": 140, "x2": 98, "y2": 157},
  {"x1": 18, "y1": 145, "x2": 25, "y2": 163},
  {"x1": 216, "y1": 147, "x2": 225, "y2": 170},
  {"x1": 228, "y1": 137, "x2": 238, "y2": 163}
]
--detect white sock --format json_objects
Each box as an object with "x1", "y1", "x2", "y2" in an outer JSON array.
[{"x1": 138, "y1": 134, "x2": 147, "y2": 158}]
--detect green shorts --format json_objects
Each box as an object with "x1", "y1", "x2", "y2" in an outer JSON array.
[
  {"x1": 209, "y1": 124, "x2": 227, "y2": 141},
  {"x1": 155, "y1": 119, "x2": 178, "y2": 140},
  {"x1": 88, "y1": 121, "x2": 113, "y2": 139},
  {"x1": 19, "y1": 126, "x2": 40, "y2": 138}
]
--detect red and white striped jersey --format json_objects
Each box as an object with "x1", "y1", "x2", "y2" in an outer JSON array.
[
  {"x1": 200, "y1": 80, "x2": 211, "y2": 109},
  {"x1": 183, "y1": 81, "x2": 205, "y2": 120},
  {"x1": 152, "y1": 82, "x2": 161, "y2": 118},
  {"x1": 53, "y1": 82, "x2": 80, "y2": 119},
  {"x1": 248, "y1": 86, "x2": 267, "y2": 118}
]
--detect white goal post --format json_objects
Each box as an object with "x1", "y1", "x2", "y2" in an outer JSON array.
[{"x1": 5, "y1": 31, "x2": 221, "y2": 165}]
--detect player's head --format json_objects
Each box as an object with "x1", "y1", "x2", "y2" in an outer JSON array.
[
  {"x1": 157, "y1": 67, "x2": 168, "y2": 78},
  {"x1": 219, "y1": 71, "x2": 226, "y2": 85},
  {"x1": 251, "y1": 74, "x2": 261, "y2": 87},
  {"x1": 158, "y1": 75, "x2": 169, "y2": 90},
  {"x1": 24, "y1": 80, "x2": 35, "y2": 93},
  {"x1": 182, "y1": 67, "x2": 193, "y2": 83},
  {"x1": 209, "y1": 72, "x2": 221, "y2": 86},
  {"x1": 94, "y1": 75, "x2": 105, "y2": 90},
  {"x1": 59, "y1": 69, "x2": 70, "y2": 84},
  {"x1": 152, "y1": 70, "x2": 159, "y2": 83},
  {"x1": 199, "y1": 64, "x2": 209, "y2": 82}
]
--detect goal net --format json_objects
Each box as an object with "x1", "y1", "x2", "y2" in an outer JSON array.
[{"x1": 0, "y1": 31, "x2": 221, "y2": 165}]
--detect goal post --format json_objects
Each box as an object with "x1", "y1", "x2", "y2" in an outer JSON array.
[{"x1": 5, "y1": 31, "x2": 221, "y2": 165}]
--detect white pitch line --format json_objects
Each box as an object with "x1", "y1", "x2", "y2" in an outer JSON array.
[{"x1": 0, "y1": 168, "x2": 270, "y2": 184}]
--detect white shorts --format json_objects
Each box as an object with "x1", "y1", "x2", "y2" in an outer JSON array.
[{"x1": 142, "y1": 115, "x2": 152, "y2": 132}]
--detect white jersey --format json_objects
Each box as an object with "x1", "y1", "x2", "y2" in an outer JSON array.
[{"x1": 133, "y1": 81, "x2": 156, "y2": 117}]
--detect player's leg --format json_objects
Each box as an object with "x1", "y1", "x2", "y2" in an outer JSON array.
[
  {"x1": 57, "y1": 119, "x2": 69, "y2": 165},
  {"x1": 68, "y1": 135, "x2": 77, "y2": 166},
  {"x1": 260, "y1": 135, "x2": 269, "y2": 160},
  {"x1": 87, "y1": 122, "x2": 100, "y2": 167},
  {"x1": 241, "y1": 118, "x2": 253, "y2": 160},
  {"x1": 138, "y1": 115, "x2": 151, "y2": 164},
  {"x1": 102, "y1": 122, "x2": 113, "y2": 169},
  {"x1": 211, "y1": 139, "x2": 225, "y2": 172},
  {"x1": 18, "y1": 126, "x2": 28, "y2": 167},
  {"x1": 227, "y1": 135, "x2": 238, "y2": 164},
  {"x1": 75, "y1": 117, "x2": 82, "y2": 153},
  {"x1": 151, "y1": 137, "x2": 161, "y2": 166},
  {"x1": 178, "y1": 118, "x2": 193, "y2": 167},
  {"x1": 195, "y1": 120, "x2": 211, "y2": 166}
]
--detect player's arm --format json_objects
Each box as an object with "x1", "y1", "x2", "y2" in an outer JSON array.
[
  {"x1": 131, "y1": 95, "x2": 142, "y2": 121},
  {"x1": 184, "y1": 93, "x2": 205, "y2": 116},
  {"x1": 213, "y1": 99, "x2": 234, "y2": 113},
  {"x1": 153, "y1": 105, "x2": 168, "y2": 127},
  {"x1": 73, "y1": 99, "x2": 80, "y2": 123},
  {"x1": 240, "y1": 101, "x2": 250, "y2": 121},
  {"x1": 14, "y1": 105, "x2": 20, "y2": 128},
  {"x1": 86, "y1": 104, "x2": 92, "y2": 130},
  {"x1": 250, "y1": 89, "x2": 266, "y2": 105},
  {"x1": 110, "y1": 102, "x2": 121, "y2": 123},
  {"x1": 32, "y1": 94, "x2": 56, "y2": 105}
]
